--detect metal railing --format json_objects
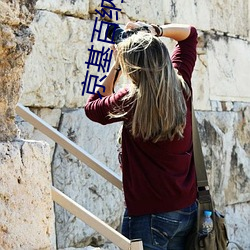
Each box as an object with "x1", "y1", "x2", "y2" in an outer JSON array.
[{"x1": 16, "y1": 103, "x2": 143, "y2": 250}]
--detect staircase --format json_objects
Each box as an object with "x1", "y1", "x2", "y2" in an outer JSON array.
[{"x1": 16, "y1": 103, "x2": 143, "y2": 250}]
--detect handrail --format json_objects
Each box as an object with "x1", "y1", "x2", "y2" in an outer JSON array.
[
  {"x1": 16, "y1": 103, "x2": 122, "y2": 190},
  {"x1": 16, "y1": 103, "x2": 143, "y2": 250},
  {"x1": 52, "y1": 187, "x2": 143, "y2": 250}
]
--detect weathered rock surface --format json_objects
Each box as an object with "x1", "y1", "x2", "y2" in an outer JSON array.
[
  {"x1": 196, "y1": 108, "x2": 250, "y2": 210},
  {"x1": 14, "y1": 0, "x2": 250, "y2": 249},
  {"x1": 20, "y1": 10, "x2": 94, "y2": 108},
  {"x1": 163, "y1": 0, "x2": 249, "y2": 38},
  {"x1": 0, "y1": 140, "x2": 55, "y2": 249},
  {"x1": 19, "y1": 11, "x2": 250, "y2": 110},
  {"x1": 0, "y1": 0, "x2": 36, "y2": 141},
  {"x1": 226, "y1": 202, "x2": 250, "y2": 250},
  {"x1": 52, "y1": 109, "x2": 123, "y2": 248},
  {"x1": 36, "y1": 0, "x2": 89, "y2": 17},
  {"x1": 196, "y1": 108, "x2": 250, "y2": 250},
  {"x1": 16, "y1": 107, "x2": 62, "y2": 161}
]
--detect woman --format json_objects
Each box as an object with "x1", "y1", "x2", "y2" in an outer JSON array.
[{"x1": 85, "y1": 21, "x2": 198, "y2": 250}]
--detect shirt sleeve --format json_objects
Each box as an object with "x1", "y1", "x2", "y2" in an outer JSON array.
[
  {"x1": 84, "y1": 88, "x2": 129, "y2": 125},
  {"x1": 171, "y1": 26, "x2": 198, "y2": 86}
]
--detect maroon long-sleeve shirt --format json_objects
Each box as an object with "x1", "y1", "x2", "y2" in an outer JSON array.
[{"x1": 85, "y1": 27, "x2": 198, "y2": 216}]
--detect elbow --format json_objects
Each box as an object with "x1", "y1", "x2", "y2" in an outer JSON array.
[
  {"x1": 84, "y1": 106, "x2": 108, "y2": 125},
  {"x1": 190, "y1": 26, "x2": 198, "y2": 39}
]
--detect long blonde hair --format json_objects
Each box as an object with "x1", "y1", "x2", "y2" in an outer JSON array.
[{"x1": 115, "y1": 32, "x2": 190, "y2": 142}]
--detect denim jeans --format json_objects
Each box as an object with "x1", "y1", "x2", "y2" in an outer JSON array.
[{"x1": 121, "y1": 201, "x2": 197, "y2": 250}]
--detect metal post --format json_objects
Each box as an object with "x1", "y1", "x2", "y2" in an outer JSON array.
[
  {"x1": 130, "y1": 240, "x2": 144, "y2": 250},
  {"x1": 52, "y1": 187, "x2": 134, "y2": 250}
]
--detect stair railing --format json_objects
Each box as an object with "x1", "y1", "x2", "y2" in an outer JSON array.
[{"x1": 16, "y1": 103, "x2": 143, "y2": 250}]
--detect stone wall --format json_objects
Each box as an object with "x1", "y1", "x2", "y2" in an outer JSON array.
[
  {"x1": 0, "y1": 140, "x2": 56, "y2": 249},
  {"x1": 0, "y1": 0, "x2": 35, "y2": 141},
  {"x1": 0, "y1": 0, "x2": 56, "y2": 249},
  {"x1": 16, "y1": 0, "x2": 250, "y2": 249}
]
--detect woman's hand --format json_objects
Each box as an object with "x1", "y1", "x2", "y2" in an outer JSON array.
[
  {"x1": 125, "y1": 21, "x2": 142, "y2": 30},
  {"x1": 110, "y1": 44, "x2": 117, "y2": 57},
  {"x1": 110, "y1": 44, "x2": 119, "y2": 67},
  {"x1": 125, "y1": 21, "x2": 157, "y2": 36}
]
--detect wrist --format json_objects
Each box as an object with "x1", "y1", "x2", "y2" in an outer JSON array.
[
  {"x1": 151, "y1": 24, "x2": 163, "y2": 37},
  {"x1": 112, "y1": 61, "x2": 120, "y2": 69},
  {"x1": 111, "y1": 64, "x2": 121, "y2": 74},
  {"x1": 115, "y1": 65, "x2": 121, "y2": 72}
]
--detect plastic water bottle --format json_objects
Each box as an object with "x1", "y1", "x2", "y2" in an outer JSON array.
[{"x1": 201, "y1": 210, "x2": 213, "y2": 235}]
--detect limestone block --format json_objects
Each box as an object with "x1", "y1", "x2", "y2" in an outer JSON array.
[
  {"x1": 52, "y1": 109, "x2": 124, "y2": 248},
  {"x1": 20, "y1": 10, "x2": 113, "y2": 108},
  {"x1": 191, "y1": 31, "x2": 212, "y2": 111},
  {"x1": 192, "y1": 54, "x2": 211, "y2": 110},
  {"x1": 210, "y1": 0, "x2": 248, "y2": 38},
  {"x1": 206, "y1": 34, "x2": 250, "y2": 103},
  {"x1": 62, "y1": 244, "x2": 119, "y2": 250},
  {"x1": 89, "y1": 0, "x2": 123, "y2": 22},
  {"x1": 225, "y1": 202, "x2": 250, "y2": 250},
  {"x1": 0, "y1": 140, "x2": 56, "y2": 249},
  {"x1": 15, "y1": 115, "x2": 35, "y2": 139},
  {"x1": 15, "y1": 107, "x2": 62, "y2": 161},
  {"x1": 34, "y1": 107, "x2": 62, "y2": 127},
  {"x1": 163, "y1": 0, "x2": 210, "y2": 30},
  {"x1": 0, "y1": 0, "x2": 36, "y2": 26},
  {"x1": 36, "y1": 0, "x2": 89, "y2": 17},
  {"x1": 89, "y1": 0, "x2": 123, "y2": 13},
  {"x1": 90, "y1": 0, "x2": 165, "y2": 24},
  {"x1": 196, "y1": 109, "x2": 250, "y2": 212},
  {"x1": 191, "y1": 30, "x2": 250, "y2": 110},
  {"x1": 0, "y1": 1, "x2": 20, "y2": 26},
  {"x1": 236, "y1": 106, "x2": 250, "y2": 156},
  {"x1": 162, "y1": 0, "x2": 248, "y2": 38},
  {"x1": 0, "y1": 0, "x2": 35, "y2": 141},
  {"x1": 121, "y1": 0, "x2": 165, "y2": 24},
  {"x1": 249, "y1": 0, "x2": 250, "y2": 40}
]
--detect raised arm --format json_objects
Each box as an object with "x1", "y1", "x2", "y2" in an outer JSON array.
[
  {"x1": 160, "y1": 24, "x2": 191, "y2": 41},
  {"x1": 97, "y1": 61, "x2": 122, "y2": 96},
  {"x1": 125, "y1": 21, "x2": 191, "y2": 41},
  {"x1": 93, "y1": 22, "x2": 196, "y2": 97}
]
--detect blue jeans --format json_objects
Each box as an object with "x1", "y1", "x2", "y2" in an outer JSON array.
[{"x1": 121, "y1": 202, "x2": 197, "y2": 250}]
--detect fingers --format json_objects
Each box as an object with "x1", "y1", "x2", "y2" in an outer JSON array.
[
  {"x1": 110, "y1": 44, "x2": 118, "y2": 60},
  {"x1": 110, "y1": 44, "x2": 117, "y2": 51},
  {"x1": 125, "y1": 21, "x2": 141, "y2": 30},
  {"x1": 125, "y1": 21, "x2": 157, "y2": 36},
  {"x1": 136, "y1": 21, "x2": 148, "y2": 27}
]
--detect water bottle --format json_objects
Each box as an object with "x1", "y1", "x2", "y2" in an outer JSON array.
[{"x1": 200, "y1": 210, "x2": 213, "y2": 235}]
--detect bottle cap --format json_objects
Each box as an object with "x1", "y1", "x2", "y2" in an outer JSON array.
[{"x1": 204, "y1": 210, "x2": 212, "y2": 217}]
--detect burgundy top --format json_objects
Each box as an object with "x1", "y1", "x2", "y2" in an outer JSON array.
[{"x1": 85, "y1": 27, "x2": 198, "y2": 216}]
